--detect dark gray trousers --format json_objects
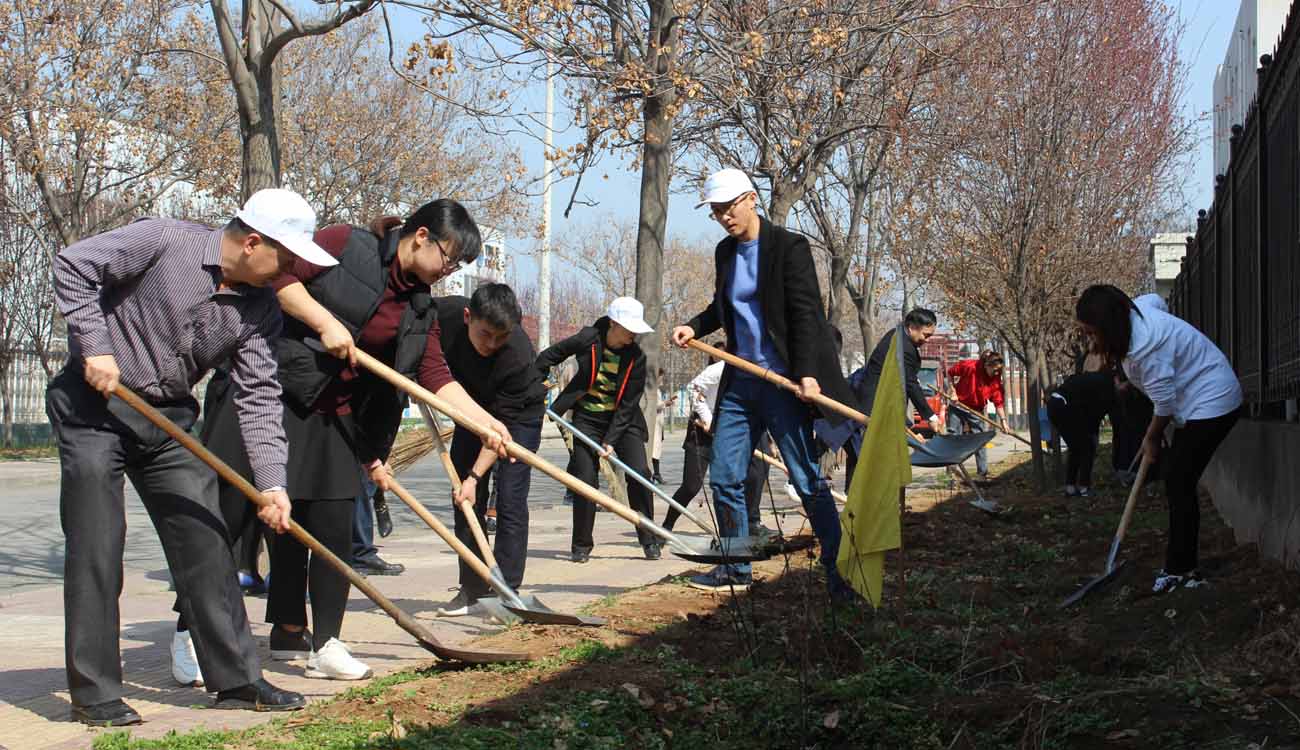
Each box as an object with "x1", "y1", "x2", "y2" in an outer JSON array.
[{"x1": 47, "y1": 368, "x2": 260, "y2": 706}]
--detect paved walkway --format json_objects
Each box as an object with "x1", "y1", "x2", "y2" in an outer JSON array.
[{"x1": 0, "y1": 429, "x2": 1028, "y2": 749}]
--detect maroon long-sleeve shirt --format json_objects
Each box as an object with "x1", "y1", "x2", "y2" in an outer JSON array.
[{"x1": 273, "y1": 224, "x2": 454, "y2": 414}]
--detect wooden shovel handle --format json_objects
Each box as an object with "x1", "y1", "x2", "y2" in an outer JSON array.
[
  {"x1": 1113, "y1": 456, "x2": 1153, "y2": 547},
  {"x1": 110, "y1": 384, "x2": 438, "y2": 644},
  {"x1": 424, "y1": 408, "x2": 499, "y2": 569},
  {"x1": 936, "y1": 391, "x2": 1033, "y2": 448},
  {"x1": 383, "y1": 476, "x2": 497, "y2": 585},
  {"x1": 353, "y1": 350, "x2": 648, "y2": 530},
  {"x1": 685, "y1": 338, "x2": 926, "y2": 443}
]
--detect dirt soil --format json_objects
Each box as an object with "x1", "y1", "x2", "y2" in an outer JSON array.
[{"x1": 224, "y1": 448, "x2": 1300, "y2": 750}]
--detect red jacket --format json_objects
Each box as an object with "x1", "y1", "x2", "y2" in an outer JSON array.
[{"x1": 948, "y1": 359, "x2": 1005, "y2": 411}]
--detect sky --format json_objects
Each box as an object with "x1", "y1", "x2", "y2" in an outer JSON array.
[
  {"x1": 371, "y1": 1, "x2": 1254, "y2": 289},
  {"x1": 1174, "y1": 0, "x2": 1242, "y2": 222},
  {"x1": 494, "y1": 1, "x2": 1251, "y2": 284}
]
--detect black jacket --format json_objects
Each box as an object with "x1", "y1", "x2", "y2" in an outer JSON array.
[
  {"x1": 1052, "y1": 371, "x2": 1117, "y2": 431},
  {"x1": 683, "y1": 217, "x2": 857, "y2": 422},
  {"x1": 275, "y1": 226, "x2": 437, "y2": 463},
  {"x1": 854, "y1": 328, "x2": 934, "y2": 420},
  {"x1": 436, "y1": 295, "x2": 546, "y2": 424},
  {"x1": 536, "y1": 317, "x2": 647, "y2": 445}
]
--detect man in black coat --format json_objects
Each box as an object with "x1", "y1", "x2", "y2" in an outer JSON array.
[
  {"x1": 434, "y1": 284, "x2": 548, "y2": 615},
  {"x1": 671, "y1": 168, "x2": 857, "y2": 596},
  {"x1": 537, "y1": 297, "x2": 660, "y2": 563},
  {"x1": 843, "y1": 309, "x2": 943, "y2": 488}
]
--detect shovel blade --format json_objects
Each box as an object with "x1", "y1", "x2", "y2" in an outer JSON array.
[
  {"x1": 413, "y1": 631, "x2": 532, "y2": 664},
  {"x1": 1059, "y1": 559, "x2": 1129, "y2": 609},
  {"x1": 968, "y1": 498, "x2": 1010, "y2": 516},
  {"x1": 669, "y1": 536, "x2": 770, "y2": 564},
  {"x1": 502, "y1": 595, "x2": 607, "y2": 627}
]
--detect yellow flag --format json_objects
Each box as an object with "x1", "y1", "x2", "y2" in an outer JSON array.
[{"x1": 836, "y1": 327, "x2": 910, "y2": 607}]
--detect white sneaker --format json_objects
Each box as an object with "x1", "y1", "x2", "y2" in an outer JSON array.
[
  {"x1": 784, "y1": 483, "x2": 800, "y2": 503},
  {"x1": 170, "y1": 630, "x2": 204, "y2": 687},
  {"x1": 305, "y1": 638, "x2": 372, "y2": 680},
  {"x1": 436, "y1": 589, "x2": 473, "y2": 617}
]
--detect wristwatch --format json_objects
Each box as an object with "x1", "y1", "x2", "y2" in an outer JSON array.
[{"x1": 466, "y1": 470, "x2": 483, "y2": 482}]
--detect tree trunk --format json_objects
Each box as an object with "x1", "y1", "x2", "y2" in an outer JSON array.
[
  {"x1": 239, "y1": 66, "x2": 282, "y2": 197},
  {"x1": 1024, "y1": 342, "x2": 1049, "y2": 491},
  {"x1": 0, "y1": 363, "x2": 12, "y2": 449},
  {"x1": 634, "y1": 0, "x2": 678, "y2": 463}
]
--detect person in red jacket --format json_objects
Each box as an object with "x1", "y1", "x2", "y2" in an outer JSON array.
[{"x1": 946, "y1": 350, "x2": 1009, "y2": 479}]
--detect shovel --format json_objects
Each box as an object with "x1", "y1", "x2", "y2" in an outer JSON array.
[
  {"x1": 547, "y1": 408, "x2": 719, "y2": 537},
  {"x1": 352, "y1": 350, "x2": 769, "y2": 566},
  {"x1": 1059, "y1": 457, "x2": 1153, "y2": 608},
  {"x1": 111, "y1": 385, "x2": 529, "y2": 664},
  {"x1": 413, "y1": 404, "x2": 604, "y2": 627}
]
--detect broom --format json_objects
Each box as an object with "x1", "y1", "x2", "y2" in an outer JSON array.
[{"x1": 388, "y1": 425, "x2": 453, "y2": 474}]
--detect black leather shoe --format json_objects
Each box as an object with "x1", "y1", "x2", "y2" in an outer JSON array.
[
  {"x1": 353, "y1": 555, "x2": 405, "y2": 576},
  {"x1": 215, "y1": 678, "x2": 306, "y2": 712},
  {"x1": 373, "y1": 491, "x2": 394, "y2": 538},
  {"x1": 570, "y1": 549, "x2": 591, "y2": 563},
  {"x1": 72, "y1": 699, "x2": 142, "y2": 727}
]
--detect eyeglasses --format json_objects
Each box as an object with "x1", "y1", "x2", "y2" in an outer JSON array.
[
  {"x1": 436, "y1": 240, "x2": 463, "y2": 274},
  {"x1": 710, "y1": 194, "x2": 749, "y2": 220}
]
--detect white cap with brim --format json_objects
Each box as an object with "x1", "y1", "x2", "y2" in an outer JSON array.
[
  {"x1": 236, "y1": 188, "x2": 337, "y2": 267},
  {"x1": 694, "y1": 168, "x2": 757, "y2": 209},
  {"x1": 607, "y1": 296, "x2": 654, "y2": 335}
]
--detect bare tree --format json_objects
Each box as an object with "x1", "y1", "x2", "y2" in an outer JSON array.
[{"x1": 927, "y1": 0, "x2": 1192, "y2": 488}]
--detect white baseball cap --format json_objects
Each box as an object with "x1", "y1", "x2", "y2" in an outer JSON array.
[
  {"x1": 607, "y1": 296, "x2": 654, "y2": 335},
  {"x1": 695, "y1": 168, "x2": 756, "y2": 209},
  {"x1": 235, "y1": 188, "x2": 337, "y2": 267}
]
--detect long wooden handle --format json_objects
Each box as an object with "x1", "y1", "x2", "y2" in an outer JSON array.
[
  {"x1": 111, "y1": 385, "x2": 437, "y2": 643},
  {"x1": 424, "y1": 408, "x2": 499, "y2": 569},
  {"x1": 936, "y1": 391, "x2": 1033, "y2": 447},
  {"x1": 353, "y1": 350, "x2": 649, "y2": 531},
  {"x1": 383, "y1": 476, "x2": 497, "y2": 585},
  {"x1": 686, "y1": 338, "x2": 925, "y2": 442},
  {"x1": 1111, "y1": 456, "x2": 1153, "y2": 554}
]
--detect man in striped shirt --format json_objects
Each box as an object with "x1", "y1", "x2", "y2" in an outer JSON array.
[{"x1": 47, "y1": 189, "x2": 337, "y2": 726}]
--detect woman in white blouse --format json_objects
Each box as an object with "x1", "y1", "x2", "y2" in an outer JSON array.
[{"x1": 1075, "y1": 285, "x2": 1242, "y2": 593}]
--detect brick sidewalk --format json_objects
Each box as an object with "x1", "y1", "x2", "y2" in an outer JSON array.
[{"x1": 0, "y1": 433, "x2": 1029, "y2": 749}]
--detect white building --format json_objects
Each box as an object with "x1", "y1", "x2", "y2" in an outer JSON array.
[
  {"x1": 1151, "y1": 232, "x2": 1190, "y2": 302},
  {"x1": 439, "y1": 226, "x2": 508, "y2": 297},
  {"x1": 1212, "y1": 0, "x2": 1291, "y2": 177}
]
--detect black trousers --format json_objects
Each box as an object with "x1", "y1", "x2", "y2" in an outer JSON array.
[
  {"x1": 1163, "y1": 408, "x2": 1240, "y2": 574},
  {"x1": 1047, "y1": 396, "x2": 1098, "y2": 486},
  {"x1": 47, "y1": 368, "x2": 261, "y2": 706},
  {"x1": 265, "y1": 498, "x2": 354, "y2": 650},
  {"x1": 567, "y1": 411, "x2": 655, "y2": 552},
  {"x1": 451, "y1": 420, "x2": 542, "y2": 600},
  {"x1": 664, "y1": 430, "x2": 767, "y2": 532}
]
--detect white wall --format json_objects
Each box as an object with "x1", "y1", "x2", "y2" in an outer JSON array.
[{"x1": 1213, "y1": 0, "x2": 1291, "y2": 177}]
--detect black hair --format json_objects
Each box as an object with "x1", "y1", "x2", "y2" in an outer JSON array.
[
  {"x1": 904, "y1": 307, "x2": 937, "y2": 329},
  {"x1": 467, "y1": 282, "x2": 522, "y2": 330},
  {"x1": 225, "y1": 217, "x2": 288, "y2": 252},
  {"x1": 400, "y1": 199, "x2": 482, "y2": 264},
  {"x1": 1075, "y1": 284, "x2": 1139, "y2": 368}
]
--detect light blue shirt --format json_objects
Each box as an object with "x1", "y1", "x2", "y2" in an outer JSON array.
[{"x1": 726, "y1": 238, "x2": 786, "y2": 375}]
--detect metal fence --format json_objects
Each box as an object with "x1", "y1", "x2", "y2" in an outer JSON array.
[
  {"x1": 1170, "y1": 2, "x2": 1300, "y2": 412},
  {"x1": 3, "y1": 349, "x2": 66, "y2": 423}
]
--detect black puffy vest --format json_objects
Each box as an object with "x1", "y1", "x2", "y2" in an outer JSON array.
[{"x1": 275, "y1": 227, "x2": 437, "y2": 411}]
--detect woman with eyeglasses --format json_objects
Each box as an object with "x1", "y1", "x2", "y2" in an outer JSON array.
[
  {"x1": 202, "y1": 199, "x2": 512, "y2": 680},
  {"x1": 1075, "y1": 284, "x2": 1241, "y2": 593},
  {"x1": 945, "y1": 349, "x2": 1009, "y2": 480}
]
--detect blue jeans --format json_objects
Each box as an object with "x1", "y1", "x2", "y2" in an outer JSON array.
[
  {"x1": 946, "y1": 409, "x2": 989, "y2": 474},
  {"x1": 709, "y1": 375, "x2": 841, "y2": 577},
  {"x1": 352, "y1": 472, "x2": 378, "y2": 561}
]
